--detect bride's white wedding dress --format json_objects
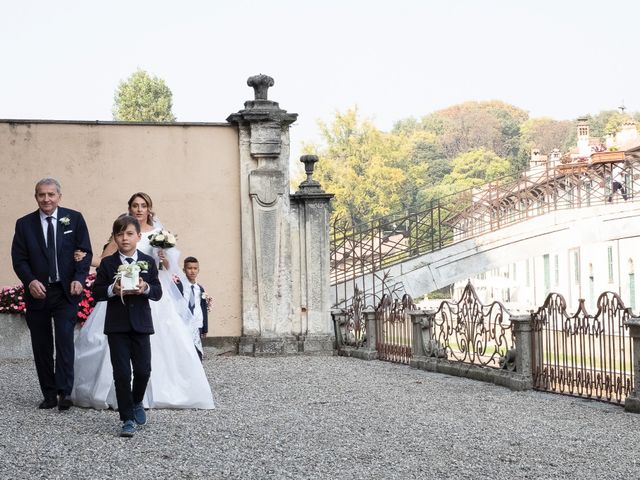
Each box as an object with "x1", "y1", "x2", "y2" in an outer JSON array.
[{"x1": 71, "y1": 227, "x2": 214, "y2": 409}]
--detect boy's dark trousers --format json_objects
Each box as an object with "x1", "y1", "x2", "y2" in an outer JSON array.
[
  {"x1": 93, "y1": 250, "x2": 161, "y2": 422},
  {"x1": 107, "y1": 332, "x2": 151, "y2": 422}
]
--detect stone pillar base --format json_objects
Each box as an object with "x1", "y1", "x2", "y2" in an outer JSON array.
[
  {"x1": 202, "y1": 336, "x2": 240, "y2": 356},
  {"x1": 337, "y1": 346, "x2": 377, "y2": 360},
  {"x1": 300, "y1": 335, "x2": 335, "y2": 355},
  {"x1": 239, "y1": 336, "x2": 300, "y2": 356},
  {"x1": 239, "y1": 335, "x2": 336, "y2": 356},
  {"x1": 624, "y1": 394, "x2": 640, "y2": 414}
]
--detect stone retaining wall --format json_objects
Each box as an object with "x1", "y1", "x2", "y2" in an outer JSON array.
[{"x1": 0, "y1": 314, "x2": 31, "y2": 359}]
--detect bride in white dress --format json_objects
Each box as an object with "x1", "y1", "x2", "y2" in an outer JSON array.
[{"x1": 72, "y1": 192, "x2": 214, "y2": 410}]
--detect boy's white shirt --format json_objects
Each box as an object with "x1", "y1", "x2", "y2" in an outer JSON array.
[{"x1": 184, "y1": 281, "x2": 204, "y2": 328}]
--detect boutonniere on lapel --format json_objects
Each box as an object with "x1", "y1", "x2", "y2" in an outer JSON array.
[
  {"x1": 201, "y1": 292, "x2": 207, "y2": 300},
  {"x1": 59, "y1": 216, "x2": 71, "y2": 227},
  {"x1": 135, "y1": 261, "x2": 150, "y2": 273}
]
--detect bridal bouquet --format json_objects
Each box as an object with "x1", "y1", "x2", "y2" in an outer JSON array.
[
  {"x1": 148, "y1": 230, "x2": 177, "y2": 270},
  {"x1": 148, "y1": 230, "x2": 177, "y2": 249}
]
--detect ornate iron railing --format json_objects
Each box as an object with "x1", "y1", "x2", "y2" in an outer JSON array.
[
  {"x1": 375, "y1": 294, "x2": 415, "y2": 364},
  {"x1": 428, "y1": 281, "x2": 514, "y2": 368},
  {"x1": 531, "y1": 291, "x2": 634, "y2": 404},
  {"x1": 339, "y1": 286, "x2": 367, "y2": 348},
  {"x1": 331, "y1": 159, "x2": 640, "y2": 298}
]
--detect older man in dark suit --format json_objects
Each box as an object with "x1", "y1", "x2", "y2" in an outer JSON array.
[{"x1": 11, "y1": 177, "x2": 92, "y2": 410}]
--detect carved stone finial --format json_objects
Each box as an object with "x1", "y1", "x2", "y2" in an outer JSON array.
[
  {"x1": 297, "y1": 155, "x2": 324, "y2": 193},
  {"x1": 247, "y1": 74, "x2": 275, "y2": 101},
  {"x1": 301, "y1": 155, "x2": 319, "y2": 182}
]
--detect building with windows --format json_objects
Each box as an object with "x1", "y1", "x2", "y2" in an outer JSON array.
[{"x1": 454, "y1": 118, "x2": 640, "y2": 312}]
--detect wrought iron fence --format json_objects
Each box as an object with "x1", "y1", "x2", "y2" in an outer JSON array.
[
  {"x1": 428, "y1": 281, "x2": 514, "y2": 368},
  {"x1": 332, "y1": 280, "x2": 639, "y2": 408},
  {"x1": 339, "y1": 285, "x2": 367, "y2": 348},
  {"x1": 375, "y1": 294, "x2": 414, "y2": 364},
  {"x1": 531, "y1": 291, "x2": 634, "y2": 404}
]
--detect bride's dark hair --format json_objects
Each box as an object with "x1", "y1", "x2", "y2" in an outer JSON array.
[{"x1": 127, "y1": 192, "x2": 155, "y2": 227}]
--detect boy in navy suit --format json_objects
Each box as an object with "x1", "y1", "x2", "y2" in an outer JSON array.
[
  {"x1": 176, "y1": 256, "x2": 208, "y2": 360},
  {"x1": 93, "y1": 215, "x2": 162, "y2": 437}
]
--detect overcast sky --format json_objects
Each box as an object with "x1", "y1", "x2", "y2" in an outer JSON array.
[{"x1": 2, "y1": 0, "x2": 638, "y2": 162}]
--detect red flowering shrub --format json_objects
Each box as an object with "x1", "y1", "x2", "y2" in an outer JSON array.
[
  {"x1": 0, "y1": 273, "x2": 98, "y2": 325},
  {"x1": 76, "y1": 273, "x2": 97, "y2": 326},
  {"x1": 0, "y1": 286, "x2": 26, "y2": 314},
  {"x1": 204, "y1": 292, "x2": 213, "y2": 313}
]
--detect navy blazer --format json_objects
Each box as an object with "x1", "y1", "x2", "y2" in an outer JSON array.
[
  {"x1": 93, "y1": 251, "x2": 162, "y2": 335},
  {"x1": 176, "y1": 280, "x2": 209, "y2": 334},
  {"x1": 11, "y1": 207, "x2": 92, "y2": 308}
]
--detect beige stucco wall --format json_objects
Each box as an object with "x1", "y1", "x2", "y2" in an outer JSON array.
[{"x1": 0, "y1": 120, "x2": 242, "y2": 337}]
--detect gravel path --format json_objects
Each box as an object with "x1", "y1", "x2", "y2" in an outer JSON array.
[{"x1": 1, "y1": 352, "x2": 639, "y2": 479}]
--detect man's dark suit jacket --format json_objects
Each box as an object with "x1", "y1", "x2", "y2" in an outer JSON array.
[
  {"x1": 11, "y1": 207, "x2": 92, "y2": 308},
  {"x1": 93, "y1": 251, "x2": 162, "y2": 334},
  {"x1": 176, "y1": 280, "x2": 209, "y2": 334}
]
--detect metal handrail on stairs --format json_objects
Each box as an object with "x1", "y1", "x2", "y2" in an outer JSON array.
[{"x1": 331, "y1": 157, "x2": 640, "y2": 307}]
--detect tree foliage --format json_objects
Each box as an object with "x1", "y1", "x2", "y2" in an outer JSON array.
[
  {"x1": 442, "y1": 148, "x2": 511, "y2": 189},
  {"x1": 304, "y1": 103, "x2": 639, "y2": 225},
  {"x1": 419, "y1": 101, "x2": 528, "y2": 166},
  {"x1": 519, "y1": 117, "x2": 575, "y2": 159},
  {"x1": 305, "y1": 108, "x2": 411, "y2": 225},
  {"x1": 113, "y1": 69, "x2": 176, "y2": 122}
]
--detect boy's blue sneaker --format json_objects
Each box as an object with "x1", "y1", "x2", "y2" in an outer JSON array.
[
  {"x1": 133, "y1": 402, "x2": 146, "y2": 425},
  {"x1": 120, "y1": 420, "x2": 136, "y2": 438}
]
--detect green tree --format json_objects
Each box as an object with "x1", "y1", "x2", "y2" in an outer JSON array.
[
  {"x1": 303, "y1": 108, "x2": 411, "y2": 225},
  {"x1": 441, "y1": 148, "x2": 511, "y2": 190},
  {"x1": 419, "y1": 101, "x2": 529, "y2": 165},
  {"x1": 112, "y1": 69, "x2": 176, "y2": 122},
  {"x1": 584, "y1": 110, "x2": 628, "y2": 139},
  {"x1": 393, "y1": 130, "x2": 450, "y2": 210},
  {"x1": 518, "y1": 117, "x2": 574, "y2": 166}
]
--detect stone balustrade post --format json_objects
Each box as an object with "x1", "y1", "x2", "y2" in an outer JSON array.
[
  {"x1": 623, "y1": 316, "x2": 640, "y2": 413},
  {"x1": 408, "y1": 310, "x2": 432, "y2": 368},
  {"x1": 510, "y1": 313, "x2": 534, "y2": 389},
  {"x1": 362, "y1": 306, "x2": 378, "y2": 360},
  {"x1": 331, "y1": 309, "x2": 347, "y2": 351}
]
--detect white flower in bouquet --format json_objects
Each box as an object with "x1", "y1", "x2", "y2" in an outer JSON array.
[{"x1": 148, "y1": 230, "x2": 177, "y2": 249}]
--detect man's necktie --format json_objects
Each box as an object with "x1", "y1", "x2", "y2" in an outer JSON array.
[
  {"x1": 189, "y1": 285, "x2": 196, "y2": 314},
  {"x1": 46, "y1": 217, "x2": 57, "y2": 282},
  {"x1": 125, "y1": 257, "x2": 134, "y2": 264}
]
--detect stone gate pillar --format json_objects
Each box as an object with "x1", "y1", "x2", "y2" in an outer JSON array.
[
  {"x1": 291, "y1": 155, "x2": 335, "y2": 353},
  {"x1": 227, "y1": 74, "x2": 334, "y2": 355}
]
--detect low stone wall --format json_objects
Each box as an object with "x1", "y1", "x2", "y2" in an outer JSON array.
[
  {"x1": 0, "y1": 324, "x2": 333, "y2": 359},
  {"x1": 410, "y1": 356, "x2": 531, "y2": 391},
  {"x1": 0, "y1": 314, "x2": 31, "y2": 360},
  {"x1": 203, "y1": 336, "x2": 240, "y2": 356}
]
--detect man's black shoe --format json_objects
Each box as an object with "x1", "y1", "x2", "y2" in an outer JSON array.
[
  {"x1": 39, "y1": 398, "x2": 58, "y2": 409},
  {"x1": 58, "y1": 394, "x2": 73, "y2": 411}
]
